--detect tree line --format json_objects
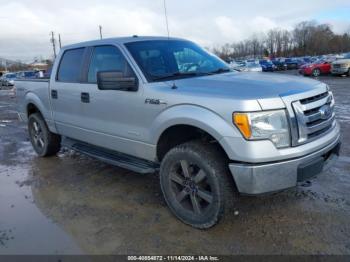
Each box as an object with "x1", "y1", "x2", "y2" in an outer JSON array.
[{"x1": 212, "y1": 21, "x2": 350, "y2": 61}]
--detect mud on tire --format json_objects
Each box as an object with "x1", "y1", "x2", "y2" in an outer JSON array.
[{"x1": 159, "y1": 140, "x2": 236, "y2": 229}]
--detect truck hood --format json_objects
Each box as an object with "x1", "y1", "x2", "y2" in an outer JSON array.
[{"x1": 173, "y1": 72, "x2": 326, "y2": 100}]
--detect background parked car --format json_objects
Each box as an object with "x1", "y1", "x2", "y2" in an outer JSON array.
[
  {"x1": 271, "y1": 58, "x2": 287, "y2": 70},
  {"x1": 331, "y1": 53, "x2": 350, "y2": 76},
  {"x1": 245, "y1": 60, "x2": 262, "y2": 72},
  {"x1": 229, "y1": 60, "x2": 262, "y2": 72},
  {"x1": 228, "y1": 60, "x2": 249, "y2": 71},
  {"x1": 229, "y1": 60, "x2": 245, "y2": 71},
  {"x1": 299, "y1": 60, "x2": 331, "y2": 77},
  {"x1": 285, "y1": 58, "x2": 303, "y2": 69},
  {"x1": 0, "y1": 73, "x2": 16, "y2": 87},
  {"x1": 43, "y1": 67, "x2": 52, "y2": 78},
  {"x1": 259, "y1": 59, "x2": 277, "y2": 72},
  {"x1": 16, "y1": 71, "x2": 36, "y2": 79}
]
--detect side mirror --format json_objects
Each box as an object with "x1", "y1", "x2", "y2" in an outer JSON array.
[{"x1": 97, "y1": 71, "x2": 138, "y2": 91}]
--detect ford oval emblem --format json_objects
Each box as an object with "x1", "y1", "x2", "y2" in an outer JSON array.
[{"x1": 319, "y1": 104, "x2": 331, "y2": 120}]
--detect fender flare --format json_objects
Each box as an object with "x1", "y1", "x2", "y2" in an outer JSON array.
[
  {"x1": 24, "y1": 92, "x2": 57, "y2": 133},
  {"x1": 149, "y1": 104, "x2": 241, "y2": 157}
]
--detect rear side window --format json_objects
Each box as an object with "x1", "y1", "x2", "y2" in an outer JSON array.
[
  {"x1": 57, "y1": 48, "x2": 85, "y2": 82},
  {"x1": 88, "y1": 45, "x2": 133, "y2": 83}
]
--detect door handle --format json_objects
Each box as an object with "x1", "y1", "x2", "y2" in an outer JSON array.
[
  {"x1": 51, "y1": 90, "x2": 58, "y2": 99},
  {"x1": 81, "y1": 92, "x2": 90, "y2": 103}
]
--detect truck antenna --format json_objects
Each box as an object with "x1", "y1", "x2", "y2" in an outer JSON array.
[
  {"x1": 163, "y1": 0, "x2": 170, "y2": 39},
  {"x1": 163, "y1": 0, "x2": 177, "y2": 89}
]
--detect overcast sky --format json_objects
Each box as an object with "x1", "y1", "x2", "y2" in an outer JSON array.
[{"x1": 1, "y1": 0, "x2": 350, "y2": 62}]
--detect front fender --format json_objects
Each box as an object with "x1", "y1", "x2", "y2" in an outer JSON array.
[{"x1": 149, "y1": 104, "x2": 242, "y2": 157}]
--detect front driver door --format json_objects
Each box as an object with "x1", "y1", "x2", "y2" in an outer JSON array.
[{"x1": 73, "y1": 45, "x2": 149, "y2": 158}]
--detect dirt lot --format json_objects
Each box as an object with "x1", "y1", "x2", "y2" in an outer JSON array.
[{"x1": 0, "y1": 71, "x2": 349, "y2": 255}]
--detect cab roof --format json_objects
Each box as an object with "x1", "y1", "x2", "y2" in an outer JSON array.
[{"x1": 62, "y1": 36, "x2": 186, "y2": 50}]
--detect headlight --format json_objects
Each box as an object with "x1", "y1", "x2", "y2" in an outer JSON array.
[{"x1": 233, "y1": 110, "x2": 290, "y2": 148}]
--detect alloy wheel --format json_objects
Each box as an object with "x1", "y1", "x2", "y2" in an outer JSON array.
[
  {"x1": 169, "y1": 160, "x2": 213, "y2": 215},
  {"x1": 30, "y1": 120, "x2": 45, "y2": 150}
]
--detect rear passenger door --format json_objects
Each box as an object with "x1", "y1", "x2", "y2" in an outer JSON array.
[{"x1": 51, "y1": 47, "x2": 88, "y2": 137}]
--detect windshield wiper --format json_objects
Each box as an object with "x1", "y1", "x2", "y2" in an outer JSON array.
[
  {"x1": 151, "y1": 72, "x2": 205, "y2": 81},
  {"x1": 207, "y1": 68, "x2": 231, "y2": 75},
  {"x1": 151, "y1": 68, "x2": 231, "y2": 81}
]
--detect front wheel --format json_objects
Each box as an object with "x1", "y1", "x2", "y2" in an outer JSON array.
[
  {"x1": 160, "y1": 141, "x2": 236, "y2": 229},
  {"x1": 28, "y1": 113, "x2": 61, "y2": 157}
]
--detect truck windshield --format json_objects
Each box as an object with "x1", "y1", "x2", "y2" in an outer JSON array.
[{"x1": 125, "y1": 40, "x2": 231, "y2": 82}]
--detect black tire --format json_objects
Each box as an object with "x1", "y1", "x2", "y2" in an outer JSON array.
[
  {"x1": 160, "y1": 141, "x2": 236, "y2": 229},
  {"x1": 28, "y1": 113, "x2": 61, "y2": 157},
  {"x1": 347, "y1": 69, "x2": 350, "y2": 77},
  {"x1": 312, "y1": 68, "x2": 321, "y2": 77}
]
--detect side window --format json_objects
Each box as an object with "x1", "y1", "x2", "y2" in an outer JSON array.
[
  {"x1": 88, "y1": 46, "x2": 133, "y2": 83},
  {"x1": 57, "y1": 48, "x2": 85, "y2": 82}
]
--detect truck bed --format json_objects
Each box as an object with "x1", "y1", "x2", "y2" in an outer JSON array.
[{"x1": 15, "y1": 78, "x2": 52, "y2": 124}]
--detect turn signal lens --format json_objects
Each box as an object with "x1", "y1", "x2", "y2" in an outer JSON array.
[{"x1": 233, "y1": 113, "x2": 251, "y2": 139}]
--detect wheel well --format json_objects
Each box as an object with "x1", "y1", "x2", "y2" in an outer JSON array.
[
  {"x1": 156, "y1": 125, "x2": 228, "y2": 161},
  {"x1": 27, "y1": 103, "x2": 41, "y2": 117}
]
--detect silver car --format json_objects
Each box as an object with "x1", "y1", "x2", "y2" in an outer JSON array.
[{"x1": 1, "y1": 73, "x2": 16, "y2": 87}]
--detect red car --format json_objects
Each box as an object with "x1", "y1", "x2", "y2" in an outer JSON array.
[{"x1": 299, "y1": 61, "x2": 331, "y2": 77}]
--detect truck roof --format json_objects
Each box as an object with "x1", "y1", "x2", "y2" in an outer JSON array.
[{"x1": 62, "y1": 36, "x2": 186, "y2": 50}]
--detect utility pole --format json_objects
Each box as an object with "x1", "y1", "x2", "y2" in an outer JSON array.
[
  {"x1": 99, "y1": 25, "x2": 103, "y2": 39},
  {"x1": 58, "y1": 34, "x2": 62, "y2": 49},
  {"x1": 50, "y1": 31, "x2": 57, "y2": 59}
]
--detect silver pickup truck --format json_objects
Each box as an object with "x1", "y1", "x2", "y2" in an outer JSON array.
[{"x1": 16, "y1": 36, "x2": 341, "y2": 228}]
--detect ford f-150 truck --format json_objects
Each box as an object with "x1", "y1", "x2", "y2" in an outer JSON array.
[{"x1": 16, "y1": 36, "x2": 341, "y2": 228}]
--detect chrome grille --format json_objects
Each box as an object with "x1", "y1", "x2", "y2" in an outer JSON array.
[{"x1": 292, "y1": 91, "x2": 335, "y2": 144}]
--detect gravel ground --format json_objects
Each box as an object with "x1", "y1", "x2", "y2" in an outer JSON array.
[{"x1": 0, "y1": 72, "x2": 349, "y2": 255}]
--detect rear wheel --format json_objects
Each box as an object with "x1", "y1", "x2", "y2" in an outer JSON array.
[
  {"x1": 160, "y1": 141, "x2": 236, "y2": 229},
  {"x1": 28, "y1": 113, "x2": 61, "y2": 157},
  {"x1": 312, "y1": 68, "x2": 321, "y2": 77}
]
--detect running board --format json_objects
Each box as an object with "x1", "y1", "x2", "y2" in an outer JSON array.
[{"x1": 62, "y1": 137, "x2": 159, "y2": 174}]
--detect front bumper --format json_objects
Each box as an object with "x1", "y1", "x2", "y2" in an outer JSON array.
[
  {"x1": 229, "y1": 138, "x2": 341, "y2": 195},
  {"x1": 331, "y1": 68, "x2": 348, "y2": 75}
]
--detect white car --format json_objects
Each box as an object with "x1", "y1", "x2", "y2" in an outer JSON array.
[
  {"x1": 1, "y1": 73, "x2": 16, "y2": 87},
  {"x1": 230, "y1": 60, "x2": 262, "y2": 72},
  {"x1": 229, "y1": 61, "x2": 245, "y2": 71},
  {"x1": 245, "y1": 61, "x2": 263, "y2": 72}
]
